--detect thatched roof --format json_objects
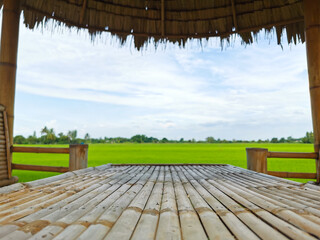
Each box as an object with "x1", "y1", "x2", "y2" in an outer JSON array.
[{"x1": 0, "y1": 0, "x2": 305, "y2": 49}]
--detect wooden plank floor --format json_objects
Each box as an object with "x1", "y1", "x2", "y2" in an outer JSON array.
[{"x1": 0, "y1": 164, "x2": 319, "y2": 240}]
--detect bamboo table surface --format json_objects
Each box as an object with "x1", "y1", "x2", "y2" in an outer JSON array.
[{"x1": 0, "y1": 164, "x2": 319, "y2": 240}]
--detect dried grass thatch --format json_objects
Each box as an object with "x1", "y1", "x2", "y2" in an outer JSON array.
[{"x1": 0, "y1": 0, "x2": 305, "y2": 49}]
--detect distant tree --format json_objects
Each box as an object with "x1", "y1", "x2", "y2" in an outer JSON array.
[
  {"x1": 68, "y1": 130, "x2": 77, "y2": 143},
  {"x1": 27, "y1": 134, "x2": 38, "y2": 144},
  {"x1": 41, "y1": 126, "x2": 49, "y2": 136},
  {"x1": 131, "y1": 135, "x2": 143, "y2": 143},
  {"x1": 14, "y1": 126, "x2": 314, "y2": 146},
  {"x1": 302, "y1": 131, "x2": 314, "y2": 143},
  {"x1": 14, "y1": 135, "x2": 27, "y2": 144},
  {"x1": 150, "y1": 137, "x2": 159, "y2": 143},
  {"x1": 47, "y1": 129, "x2": 56, "y2": 142},
  {"x1": 41, "y1": 126, "x2": 56, "y2": 143},
  {"x1": 206, "y1": 137, "x2": 215, "y2": 143},
  {"x1": 287, "y1": 136, "x2": 294, "y2": 143},
  {"x1": 161, "y1": 138, "x2": 169, "y2": 143},
  {"x1": 57, "y1": 132, "x2": 69, "y2": 144},
  {"x1": 84, "y1": 133, "x2": 91, "y2": 142},
  {"x1": 271, "y1": 137, "x2": 278, "y2": 143}
]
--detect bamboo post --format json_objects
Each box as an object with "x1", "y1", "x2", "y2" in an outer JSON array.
[
  {"x1": 161, "y1": 0, "x2": 165, "y2": 37},
  {"x1": 0, "y1": 0, "x2": 21, "y2": 145},
  {"x1": 3, "y1": 111, "x2": 12, "y2": 178},
  {"x1": 317, "y1": 149, "x2": 320, "y2": 183},
  {"x1": 69, "y1": 144, "x2": 88, "y2": 171},
  {"x1": 246, "y1": 148, "x2": 268, "y2": 173},
  {"x1": 304, "y1": 0, "x2": 320, "y2": 183}
]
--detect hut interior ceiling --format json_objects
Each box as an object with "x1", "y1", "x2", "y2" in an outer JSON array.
[{"x1": 0, "y1": 0, "x2": 305, "y2": 49}]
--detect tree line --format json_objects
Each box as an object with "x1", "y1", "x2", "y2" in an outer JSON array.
[{"x1": 13, "y1": 127, "x2": 315, "y2": 145}]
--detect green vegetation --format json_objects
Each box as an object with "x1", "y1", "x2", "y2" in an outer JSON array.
[
  {"x1": 12, "y1": 143, "x2": 316, "y2": 183},
  {"x1": 13, "y1": 126, "x2": 315, "y2": 144}
]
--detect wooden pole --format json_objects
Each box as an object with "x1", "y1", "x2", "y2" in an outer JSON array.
[
  {"x1": 231, "y1": 0, "x2": 238, "y2": 31},
  {"x1": 0, "y1": 0, "x2": 21, "y2": 145},
  {"x1": 304, "y1": 0, "x2": 320, "y2": 183},
  {"x1": 3, "y1": 111, "x2": 12, "y2": 178},
  {"x1": 246, "y1": 148, "x2": 268, "y2": 173},
  {"x1": 69, "y1": 144, "x2": 88, "y2": 171},
  {"x1": 11, "y1": 163, "x2": 69, "y2": 173},
  {"x1": 161, "y1": 0, "x2": 165, "y2": 37}
]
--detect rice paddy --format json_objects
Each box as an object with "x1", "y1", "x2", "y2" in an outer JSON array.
[{"x1": 11, "y1": 143, "x2": 317, "y2": 183}]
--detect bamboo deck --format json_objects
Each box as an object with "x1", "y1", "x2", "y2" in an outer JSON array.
[{"x1": 0, "y1": 164, "x2": 319, "y2": 240}]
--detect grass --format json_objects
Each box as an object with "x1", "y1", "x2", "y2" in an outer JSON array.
[{"x1": 11, "y1": 143, "x2": 317, "y2": 183}]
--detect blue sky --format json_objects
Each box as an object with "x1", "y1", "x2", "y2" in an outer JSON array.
[{"x1": 9, "y1": 18, "x2": 312, "y2": 140}]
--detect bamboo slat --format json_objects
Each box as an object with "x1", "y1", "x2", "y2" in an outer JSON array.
[
  {"x1": 190, "y1": 175, "x2": 287, "y2": 239},
  {"x1": 155, "y1": 166, "x2": 181, "y2": 240},
  {"x1": 11, "y1": 169, "x2": 136, "y2": 238},
  {"x1": 104, "y1": 168, "x2": 159, "y2": 240},
  {"x1": 205, "y1": 178, "x2": 316, "y2": 240},
  {"x1": 170, "y1": 167, "x2": 207, "y2": 240},
  {"x1": 131, "y1": 171, "x2": 164, "y2": 240}
]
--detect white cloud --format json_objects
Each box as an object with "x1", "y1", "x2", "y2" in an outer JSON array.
[{"x1": 10, "y1": 20, "x2": 312, "y2": 140}]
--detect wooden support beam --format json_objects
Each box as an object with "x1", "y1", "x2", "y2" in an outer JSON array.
[
  {"x1": 11, "y1": 146, "x2": 69, "y2": 154},
  {"x1": 0, "y1": 0, "x2": 21, "y2": 146},
  {"x1": 268, "y1": 171, "x2": 316, "y2": 179},
  {"x1": 231, "y1": 0, "x2": 238, "y2": 30},
  {"x1": 79, "y1": 0, "x2": 88, "y2": 25},
  {"x1": 12, "y1": 163, "x2": 69, "y2": 173},
  {"x1": 267, "y1": 151, "x2": 318, "y2": 159},
  {"x1": 304, "y1": 0, "x2": 320, "y2": 183},
  {"x1": 69, "y1": 144, "x2": 88, "y2": 171},
  {"x1": 161, "y1": 0, "x2": 165, "y2": 37},
  {"x1": 246, "y1": 148, "x2": 268, "y2": 173}
]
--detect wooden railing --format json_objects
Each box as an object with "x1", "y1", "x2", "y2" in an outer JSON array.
[
  {"x1": 11, "y1": 144, "x2": 88, "y2": 173},
  {"x1": 246, "y1": 148, "x2": 319, "y2": 182}
]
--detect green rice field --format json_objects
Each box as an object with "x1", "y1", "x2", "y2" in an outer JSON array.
[{"x1": 12, "y1": 143, "x2": 317, "y2": 183}]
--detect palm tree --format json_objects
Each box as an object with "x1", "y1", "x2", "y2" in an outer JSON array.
[
  {"x1": 40, "y1": 126, "x2": 56, "y2": 143},
  {"x1": 46, "y1": 128, "x2": 56, "y2": 142},
  {"x1": 84, "y1": 133, "x2": 90, "y2": 141},
  {"x1": 41, "y1": 126, "x2": 49, "y2": 136},
  {"x1": 68, "y1": 130, "x2": 77, "y2": 143}
]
